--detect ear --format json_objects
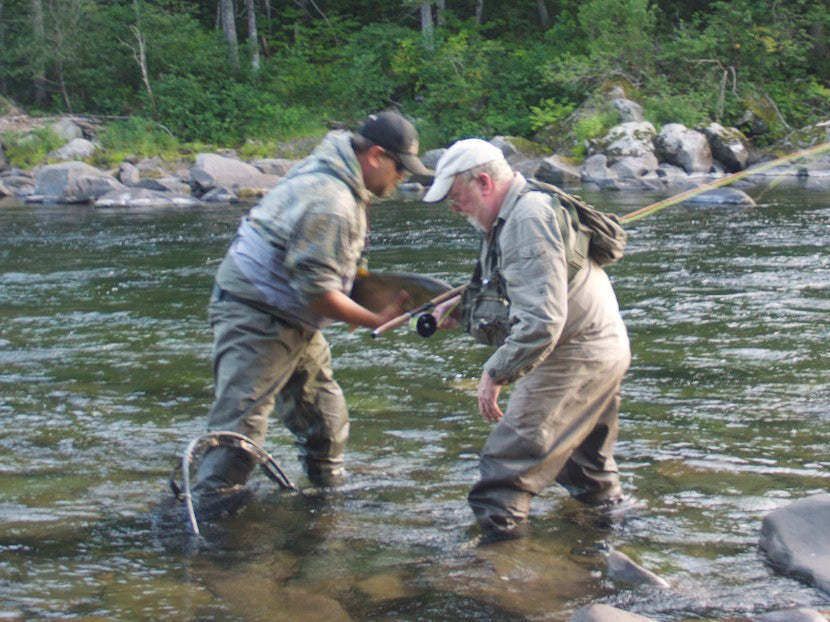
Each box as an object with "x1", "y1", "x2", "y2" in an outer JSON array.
[
  {"x1": 475, "y1": 172, "x2": 496, "y2": 195},
  {"x1": 366, "y1": 144, "x2": 385, "y2": 168}
]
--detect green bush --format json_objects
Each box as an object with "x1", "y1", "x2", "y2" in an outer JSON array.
[
  {"x1": 97, "y1": 117, "x2": 179, "y2": 160},
  {"x1": 1, "y1": 127, "x2": 65, "y2": 168},
  {"x1": 529, "y1": 98, "x2": 577, "y2": 131}
]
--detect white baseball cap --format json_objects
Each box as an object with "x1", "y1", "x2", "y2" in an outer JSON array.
[{"x1": 422, "y1": 139, "x2": 505, "y2": 202}]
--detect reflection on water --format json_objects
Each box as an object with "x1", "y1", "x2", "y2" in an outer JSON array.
[{"x1": 1, "y1": 190, "x2": 829, "y2": 620}]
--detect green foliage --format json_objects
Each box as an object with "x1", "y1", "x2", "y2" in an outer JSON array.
[
  {"x1": 576, "y1": 0, "x2": 658, "y2": 81},
  {"x1": 0, "y1": 0, "x2": 828, "y2": 154},
  {"x1": 1, "y1": 127, "x2": 65, "y2": 168},
  {"x1": 529, "y1": 98, "x2": 577, "y2": 131},
  {"x1": 96, "y1": 117, "x2": 179, "y2": 162},
  {"x1": 570, "y1": 109, "x2": 618, "y2": 157}
]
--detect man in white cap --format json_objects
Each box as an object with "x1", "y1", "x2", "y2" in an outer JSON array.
[
  {"x1": 192, "y1": 111, "x2": 431, "y2": 518},
  {"x1": 424, "y1": 139, "x2": 631, "y2": 541}
]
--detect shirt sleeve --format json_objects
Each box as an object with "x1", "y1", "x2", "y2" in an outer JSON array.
[{"x1": 483, "y1": 195, "x2": 569, "y2": 385}]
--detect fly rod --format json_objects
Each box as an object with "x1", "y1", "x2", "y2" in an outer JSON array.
[{"x1": 370, "y1": 284, "x2": 467, "y2": 338}]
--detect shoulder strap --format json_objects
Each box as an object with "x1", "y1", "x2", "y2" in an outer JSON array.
[
  {"x1": 518, "y1": 180, "x2": 589, "y2": 280},
  {"x1": 522, "y1": 178, "x2": 627, "y2": 270}
]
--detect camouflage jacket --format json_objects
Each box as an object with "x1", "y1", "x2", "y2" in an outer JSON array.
[{"x1": 215, "y1": 131, "x2": 370, "y2": 330}]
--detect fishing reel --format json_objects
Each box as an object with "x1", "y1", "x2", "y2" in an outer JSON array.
[{"x1": 409, "y1": 312, "x2": 438, "y2": 337}]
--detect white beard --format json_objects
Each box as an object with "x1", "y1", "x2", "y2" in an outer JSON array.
[{"x1": 466, "y1": 213, "x2": 486, "y2": 233}]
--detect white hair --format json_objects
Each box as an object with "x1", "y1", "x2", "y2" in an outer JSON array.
[{"x1": 460, "y1": 157, "x2": 513, "y2": 184}]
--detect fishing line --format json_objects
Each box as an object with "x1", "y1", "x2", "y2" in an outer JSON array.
[{"x1": 619, "y1": 140, "x2": 830, "y2": 224}]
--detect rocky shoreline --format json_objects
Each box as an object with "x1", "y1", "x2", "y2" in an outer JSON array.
[{"x1": 2, "y1": 102, "x2": 830, "y2": 208}]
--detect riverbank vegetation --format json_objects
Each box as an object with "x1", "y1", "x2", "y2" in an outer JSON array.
[{"x1": 1, "y1": 0, "x2": 828, "y2": 161}]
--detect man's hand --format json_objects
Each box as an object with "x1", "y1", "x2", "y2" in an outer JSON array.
[
  {"x1": 477, "y1": 371, "x2": 503, "y2": 422},
  {"x1": 310, "y1": 289, "x2": 407, "y2": 329}
]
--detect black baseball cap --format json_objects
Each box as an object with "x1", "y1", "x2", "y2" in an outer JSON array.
[{"x1": 358, "y1": 111, "x2": 432, "y2": 176}]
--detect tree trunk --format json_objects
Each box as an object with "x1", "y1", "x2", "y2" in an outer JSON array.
[
  {"x1": 436, "y1": 0, "x2": 446, "y2": 26},
  {"x1": 219, "y1": 0, "x2": 239, "y2": 75},
  {"x1": 246, "y1": 0, "x2": 259, "y2": 71},
  {"x1": 0, "y1": 0, "x2": 5, "y2": 93},
  {"x1": 536, "y1": 0, "x2": 550, "y2": 28},
  {"x1": 31, "y1": 0, "x2": 46, "y2": 106},
  {"x1": 475, "y1": 0, "x2": 484, "y2": 25},
  {"x1": 421, "y1": 0, "x2": 433, "y2": 51},
  {"x1": 129, "y1": 1, "x2": 153, "y2": 107}
]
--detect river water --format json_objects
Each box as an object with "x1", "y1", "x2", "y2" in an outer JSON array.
[{"x1": 0, "y1": 188, "x2": 828, "y2": 621}]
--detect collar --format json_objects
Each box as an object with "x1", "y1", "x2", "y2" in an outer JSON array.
[{"x1": 486, "y1": 172, "x2": 526, "y2": 237}]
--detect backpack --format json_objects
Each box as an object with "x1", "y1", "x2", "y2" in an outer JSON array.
[{"x1": 523, "y1": 178, "x2": 628, "y2": 276}]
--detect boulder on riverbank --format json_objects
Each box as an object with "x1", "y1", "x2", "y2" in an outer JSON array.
[
  {"x1": 189, "y1": 153, "x2": 281, "y2": 198},
  {"x1": 759, "y1": 493, "x2": 830, "y2": 593},
  {"x1": 31, "y1": 161, "x2": 124, "y2": 203}
]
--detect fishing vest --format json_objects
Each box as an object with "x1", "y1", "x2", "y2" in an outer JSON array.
[{"x1": 461, "y1": 179, "x2": 627, "y2": 346}]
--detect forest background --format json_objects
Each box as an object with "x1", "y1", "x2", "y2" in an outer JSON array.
[{"x1": 1, "y1": 0, "x2": 829, "y2": 167}]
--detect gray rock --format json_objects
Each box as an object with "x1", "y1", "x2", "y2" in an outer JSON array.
[
  {"x1": 49, "y1": 118, "x2": 84, "y2": 141},
  {"x1": 396, "y1": 181, "x2": 425, "y2": 199},
  {"x1": 0, "y1": 170, "x2": 36, "y2": 197},
  {"x1": 489, "y1": 136, "x2": 521, "y2": 160},
  {"x1": 118, "y1": 161, "x2": 141, "y2": 186},
  {"x1": 421, "y1": 148, "x2": 445, "y2": 170},
  {"x1": 94, "y1": 187, "x2": 203, "y2": 208},
  {"x1": 34, "y1": 161, "x2": 122, "y2": 203},
  {"x1": 589, "y1": 121, "x2": 658, "y2": 165},
  {"x1": 189, "y1": 153, "x2": 280, "y2": 197},
  {"x1": 702, "y1": 122, "x2": 749, "y2": 172},
  {"x1": 0, "y1": 180, "x2": 9, "y2": 197},
  {"x1": 571, "y1": 604, "x2": 659, "y2": 622},
  {"x1": 609, "y1": 153, "x2": 660, "y2": 180},
  {"x1": 135, "y1": 177, "x2": 192, "y2": 195},
  {"x1": 751, "y1": 608, "x2": 828, "y2": 622},
  {"x1": 654, "y1": 123, "x2": 713, "y2": 174},
  {"x1": 250, "y1": 157, "x2": 298, "y2": 176},
  {"x1": 535, "y1": 155, "x2": 582, "y2": 187},
  {"x1": 612, "y1": 97, "x2": 645, "y2": 123},
  {"x1": 49, "y1": 137, "x2": 99, "y2": 161},
  {"x1": 0, "y1": 142, "x2": 7, "y2": 171},
  {"x1": 759, "y1": 493, "x2": 830, "y2": 593},
  {"x1": 136, "y1": 156, "x2": 168, "y2": 178},
  {"x1": 200, "y1": 187, "x2": 239, "y2": 203},
  {"x1": 581, "y1": 154, "x2": 620, "y2": 190},
  {"x1": 606, "y1": 550, "x2": 670, "y2": 588},
  {"x1": 74, "y1": 175, "x2": 126, "y2": 202},
  {"x1": 682, "y1": 186, "x2": 755, "y2": 206}
]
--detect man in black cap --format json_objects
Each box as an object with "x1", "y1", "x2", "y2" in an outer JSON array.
[{"x1": 191, "y1": 111, "x2": 430, "y2": 516}]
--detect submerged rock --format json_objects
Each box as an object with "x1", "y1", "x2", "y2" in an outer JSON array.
[
  {"x1": 571, "y1": 603, "x2": 659, "y2": 621},
  {"x1": 681, "y1": 186, "x2": 755, "y2": 206},
  {"x1": 759, "y1": 493, "x2": 830, "y2": 593},
  {"x1": 751, "y1": 608, "x2": 828, "y2": 622},
  {"x1": 94, "y1": 187, "x2": 202, "y2": 208},
  {"x1": 605, "y1": 549, "x2": 670, "y2": 588}
]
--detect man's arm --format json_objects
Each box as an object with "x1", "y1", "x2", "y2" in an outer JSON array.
[{"x1": 309, "y1": 289, "x2": 408, "y2": 329}]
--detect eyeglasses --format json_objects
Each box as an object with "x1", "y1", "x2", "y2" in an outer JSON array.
[{"x1": 381, "y1": 151, "x2": 405, "y2": 173}]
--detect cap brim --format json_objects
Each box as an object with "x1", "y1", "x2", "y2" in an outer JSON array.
[
  {"x1": 422, "y1": 173, "x2": 455, "y2": 202},
  {"x1": 398, "y1": 152, "x2": 432, "y2": 177}
]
